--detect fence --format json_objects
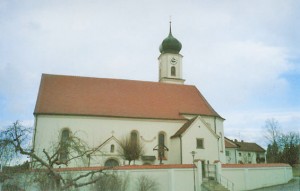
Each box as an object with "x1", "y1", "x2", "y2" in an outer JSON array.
[{"x1": 221, "y1": 163, "x2": 293, "y2": 191}]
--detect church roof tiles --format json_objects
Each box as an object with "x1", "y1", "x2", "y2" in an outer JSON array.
[{"x1": 34, "y1": 74, "x2": 221, "y2": 120}]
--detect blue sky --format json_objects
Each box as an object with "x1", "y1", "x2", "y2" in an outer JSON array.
[{"x1": 0, "y1": 0, "x2": 299, "y2": 147}]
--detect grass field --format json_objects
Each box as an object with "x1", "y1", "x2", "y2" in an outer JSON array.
[{"x1": 293, "y1": 166, "x2": 300, "y2": 177}]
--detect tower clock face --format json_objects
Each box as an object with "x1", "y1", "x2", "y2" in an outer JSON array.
[{"x1": 170, "y1": 57, "x2": 178, "y2": 65}]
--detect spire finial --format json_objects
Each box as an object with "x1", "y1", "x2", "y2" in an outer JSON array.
[{"x1": 169, "y1": 16, "x2": 172, "y2": 36}]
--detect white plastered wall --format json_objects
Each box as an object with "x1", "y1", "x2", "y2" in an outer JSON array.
[
  {"x1": 34, "y1": 115, "x2": 187, "y2": 167},
  {"x1": 180, "y1": 116, "x2": 222, "y2": 164}
]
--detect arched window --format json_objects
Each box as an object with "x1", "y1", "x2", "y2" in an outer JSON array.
[
  {"x1": 110, "y1": 144, "x2": 115, "y2": 153},
  {"x1": 171, "y1": 66, "x2": 176, "y2": 76},
  {"x1": 158, "y1": 132, "x2": 166, "y2": 157},
  {"x1": 104, "y1": 159, "x2": 119, "y2": 167},
  {"x1": 131, "y1": 131, "x2": 138, "y2": 144},
  {"x1": 60, "y1": 129, "x2": 70, "y2": 162}
]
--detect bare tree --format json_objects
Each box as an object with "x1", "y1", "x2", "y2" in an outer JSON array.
[
  {"x1": 0, "y1": 121, "x2": 109, "y2": 190},
  {"x1": 263, "y1": 118, "x2": 300, "y2": 165},
  {"x1": 119, "y1": 135, "x2": 144, "y2": 165},
  {"x1": 264, "y1": 118, "x2": 281, "y2": 144},
  {"x1": 136, "y1": 175, "x2": 159, "y2": 191},
  {"x1": 93, "y1": 173, "x2": 129, "y2": 191}
]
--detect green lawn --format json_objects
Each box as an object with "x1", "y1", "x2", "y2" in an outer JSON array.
[{"x1": 293, "y1": 166, "x2": 300, "y2": 177}]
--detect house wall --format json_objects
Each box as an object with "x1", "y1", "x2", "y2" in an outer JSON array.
[
  {"x1": 221, "y1": 164, "x2": 293, "y2": 191},
  {"x1": 181, "y1": 117, "x2": 223, "y2": 164},
  {"x1": 236, "y1": 151, "x2": 258, "y2": 164},
  {"x1": 225, "y1": 148, "x2": 238, "y2": 164}
]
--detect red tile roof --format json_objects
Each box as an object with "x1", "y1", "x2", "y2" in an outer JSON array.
[
  {"x1": 171, "y1": 117, "x2": 197, "y2": 138},
  {"x1": 32, "y1": 164, "x2": 195, "y2": 172},
  {"x1": 225, "y1": 138, "x2": 265, "y2": 152},
  {"x1": 34, "y1": 74, "x2": 221, "y2": 120},
  {"x1": 222, "y1": 163, "x2": 290, "y2": 168},
  {"x1": 225, "y1": 137, "x2": 239, "y2": 148},
  {"x1": 235, "y1": 141, "x2": 265, "y2": 152}
]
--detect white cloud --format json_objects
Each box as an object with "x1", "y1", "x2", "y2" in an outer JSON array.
[
  {"x1": 0, "y1": 0, "x2": 299, "y2": 146},
  {"x1": 187, "y1": 40, "x2": 291, "y2": 111},
  {"x1": 224, "y1": 109, "x2": 300, "y2": 148}
]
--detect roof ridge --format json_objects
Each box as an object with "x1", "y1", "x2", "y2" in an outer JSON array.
[{"x1": 41, "y1": 73, "x2": 197, "y2": 87}]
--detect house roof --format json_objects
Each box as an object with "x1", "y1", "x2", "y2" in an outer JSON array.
[
  {"x1": 171, "y1": 116, "x2": 220, "y2": 139},
  {"x1": 225, "y1": 138, "x2": 265, "y2": 152},
  {"x1": 224, "y1": 137, "x2": 239, "y2": 148},
  {"x1": 34, "y1": 74, "x2": 221, "y2": 120},
  {"x1": 171, "y1": 117, "x2": 197, "y2": 138},
  {"x1": 236, "y1": 141, "x2": 266, "y2": 152}
]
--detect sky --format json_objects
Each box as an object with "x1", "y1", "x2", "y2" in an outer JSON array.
[{"x1": 0, "y1": 0, "x2": 299, "y2": 147}]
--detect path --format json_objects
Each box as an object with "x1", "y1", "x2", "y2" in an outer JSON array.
[{"x1": 250, "y1": 177, "x2": 300, "y2": 191}]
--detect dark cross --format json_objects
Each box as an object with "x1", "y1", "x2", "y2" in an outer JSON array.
[{"x1": 153, "y1": 144, "x2": 169, "y2": 164}]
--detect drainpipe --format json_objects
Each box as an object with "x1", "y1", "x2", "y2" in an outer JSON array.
[
  {"x1": 180, "y1": 135, "x2": 183, "y2": 164},
  {"x1": 217, "y1": 137, "x2": 220, "y2": 161},
  {"x1": 214, "y1": 117, "x2": 217, "y2": 133}
]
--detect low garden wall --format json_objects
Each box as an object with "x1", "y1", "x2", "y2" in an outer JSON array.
[{"x1": 221, "y1": 163, "x2": 293, "y2": 191}]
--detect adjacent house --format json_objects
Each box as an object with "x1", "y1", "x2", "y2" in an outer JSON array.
[
  {"x1": 33, "y1": 24, "x2": 226, "y2": 168},
  {"x1": 225, "y1": 138, "x2": 266, "y2": 164}
]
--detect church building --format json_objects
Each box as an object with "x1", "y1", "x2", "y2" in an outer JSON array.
[{"x1": 33, "y1": 24, "x2": 226, "y2": 167}]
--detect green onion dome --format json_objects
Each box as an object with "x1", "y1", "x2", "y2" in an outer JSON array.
[{"x1": 159, "y1": 24, "x2": 182, "y2": 54}]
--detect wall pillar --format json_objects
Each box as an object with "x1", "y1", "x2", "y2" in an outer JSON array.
[
  {"x1": 215, "y1": 162, "x2": 222, "y2": 183},
  {"x1": 169, "y1": 169, "x2": 175, "y2": 191},
  {"x1": 244, "y1": 168, "x2": 249, "y2": 190},
  {"x1": 196, "y1": 160, "x2": 202, "y2": 191}
]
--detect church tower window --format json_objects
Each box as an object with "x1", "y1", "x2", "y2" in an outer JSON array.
[{"x1": 171, "y1": 66, "x2": 176, "y2": 76}]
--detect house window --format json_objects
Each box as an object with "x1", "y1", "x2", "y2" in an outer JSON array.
[
  {"x1": 226, "y1": 151, "x2": 230, "y2": 156},
  {"x1": 196, "y1": 138, "x2": 204, "y2": 149},
  {"x1": 110, "y1": 144, "x2": 115, "y2": 153},
  {"x1": 104, "y1": 159, "x2": 119, "y2": 167},
  {"x1": 239, "y1": 152, "x2": 242, "y2": 157},
  {"x1": 171, "y1": 66, "x2": 176, "y2": 76},
  {"x1": 60, "y1": 129, "x2": 70, "y2": 162}
]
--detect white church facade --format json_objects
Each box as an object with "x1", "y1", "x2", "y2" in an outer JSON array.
[{"x1": 32, "y1": 24, "x2": 226, "y2": 168}]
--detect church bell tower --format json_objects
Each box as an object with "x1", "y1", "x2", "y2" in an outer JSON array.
[{"x1": 158, "y1": 22, "x2": 185, "y2": 84}]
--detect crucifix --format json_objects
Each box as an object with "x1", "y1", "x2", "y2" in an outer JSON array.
[{"x1": 153, "y1": 144, "x2": 169, "y2": 164}]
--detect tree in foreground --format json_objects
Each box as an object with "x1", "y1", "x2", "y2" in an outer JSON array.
[
  {"x1": 0, "y1": 121, "x2": 108, "y2": 190},
  {"x1": 119, "y1": 134, "x2": 144, "y2": 165}
]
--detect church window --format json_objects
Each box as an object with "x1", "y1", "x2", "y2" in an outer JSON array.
[
  {"x1": 196, "y1": 138, "x2": 204, "y2": 149},
  {"x1": 158, "y1": 132, "x2": 166, "y2": 158},
  {"x1": 171, "y1": 66, "x2": 176, "y2": 76},
  {"x1": 104, "y1": 159, "x2": 119, "y2": 167},
  {"x1": 110, "y1": 144, "x2": 115, "y2": 153},
  {"x1": 131, "y1": 131, "x2": 138, "y2": 143},
  {"x1": 60, "y1": 129, "x2": 70, "y2": 162}
]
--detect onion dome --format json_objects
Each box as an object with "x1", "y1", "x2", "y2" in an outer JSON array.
[{"x1": 159, "y1": 23, "x2": 182, "y2": 54}]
